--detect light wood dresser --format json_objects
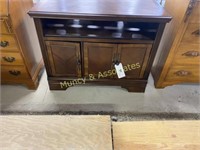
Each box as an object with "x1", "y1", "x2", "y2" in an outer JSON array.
[
  {"x1": 0, "y1": 0, "x2": 43, "y2": 89},
  {"x1": 152, "y1": 0, "x2": 200, "y2": 88}
]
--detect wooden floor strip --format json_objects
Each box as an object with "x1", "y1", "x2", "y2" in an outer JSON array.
[
  {"x1": 0, "y1": 115, "x2": 113, "y2": 150},
  {"x1": 113, "y1": 120, "x2": 200, "y2": 150},
  {"x1": 1, "y1": 116, "x2": 200, "y2": 150}
]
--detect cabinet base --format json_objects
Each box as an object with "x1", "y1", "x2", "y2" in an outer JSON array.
[
  {"x1": 48, "y1": 78, "x2": 147, "y2": 93},
  {"x1": 121, "y1": 86, "x2": 146, "y2": 92},
  {"x1": 2, "y1": 77, "x2": 40, "y2": 90}
]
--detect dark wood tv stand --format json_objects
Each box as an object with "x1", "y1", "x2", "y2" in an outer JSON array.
[{"x1": 28, "y1": 0, "x2": 171, "y2": 92}]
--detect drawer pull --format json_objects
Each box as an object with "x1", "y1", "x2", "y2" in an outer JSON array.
[
  {"x1": 184, "y1": 0, "x2": 196, "y2": 22},
  {"x1": 174, "y1": 70, "x2": 191, "y2": 76},
  {"x1": 192, "y1": 29, "x2": 200, "y2": 36},
  {"x1": 182, "y1": 51, "x2": 199, "y2": 57},
  {"x1": 0, "y1": 41, "x2": 9, "y2": 47},
  {"x1": 2, "y1": 57, "x2": 16, "y2": 62},
  {"x1": 9, "y1": 70, "x2": 21, "y2": 76}
]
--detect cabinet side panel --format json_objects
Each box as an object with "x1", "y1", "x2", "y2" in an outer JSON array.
[
  {"x1": 152, "y1": 0, "x2": 190, "y2": 87},
  {"x1": 34, "y1": 18, "x2": 52, "y2": 75},
  {"x1": 9, "y1": 0, "x2": 43, "y2": 78}
]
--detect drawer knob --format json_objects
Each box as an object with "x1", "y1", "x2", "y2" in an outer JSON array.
[
  {"x1": 9, "y1": 70, "x2": 21, "y2": 76},
  {"x1": 2, "y1": 56, "x2": 16, "y2": 62},
  {"x1": 174, "y1": 70, "x2": 191, "y2": 76},
  {"x1": 0, "y1": 41, "x2": 9, "y2": 47},
  {"x1": 184, "y1": 0, "x2": 196, "y2": 22},
  {"x1": 182, "y1": 51, "x2": 199, "y2": 57}
]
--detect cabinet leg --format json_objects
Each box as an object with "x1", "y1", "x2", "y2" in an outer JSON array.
[
  {"x1": 26, "y1": 63, "x2": 44, "y2": 90},
  {"x1": 49, "y1": 84, "x2": 69, "y2": 90},
  {"x1": 26, "y1": 79, "x2": 39, "y2": 90},
  {"x1": 154, "y1": 82, "x2": 175, "y2": 89},
  {"x1": 121, "y1": 85, "x2": 146, "y2": 92}
]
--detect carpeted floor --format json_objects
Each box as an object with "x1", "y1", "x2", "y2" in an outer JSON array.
[{"x1": 0, "y1": 112, "x2": 199, "y2": 121}]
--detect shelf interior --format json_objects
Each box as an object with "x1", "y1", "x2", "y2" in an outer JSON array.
[{"x1": 42, "y1": 19, "x2": 159, "y2": 41}]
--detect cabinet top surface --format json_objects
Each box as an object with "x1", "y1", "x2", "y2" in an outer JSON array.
[{"x1": 29, "y1": 0, "x2": 171, "y2": 22}]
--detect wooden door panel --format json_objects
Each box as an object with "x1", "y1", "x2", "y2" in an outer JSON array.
[
  {"x1": 84, "y1": 43, "x2": 117, "y2": 79},
  {"x1": 46, "y1": 41, "x2": 81, "y2": 77},
  {"x1": 118, "y1": 44, "x2": 152, "y2": 78}
]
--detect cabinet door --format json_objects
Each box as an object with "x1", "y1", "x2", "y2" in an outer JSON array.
[
  {"x1": 46, "y1": 41, "x2": 81, "y2": 77},
  {"x1": 84, "y1": 43, "x2": 117, "y2": 78},
  {"x1": 118, "y1": 44, "x2": 152, "y2": 78}
]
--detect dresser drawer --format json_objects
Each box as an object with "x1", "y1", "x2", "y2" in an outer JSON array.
[
  {"x1": 173, "y1": 44, "x2": 200, "y2": 65},
  {"x1": 182, "y1": 23, "x2": 200, "y2": 44},
  {"x1": 1, "y1": 66, "x2": 29, "y2": 80},
  {"x1": 189, "y1": 2, "x2": 200, "y2": 23},
  {"x1": 166, "y1": 65, "x2": 200, "y2": 82},
  {"x1": 0, "y1": 35, "x2": 19, "y2": 51},
  {"x1": 0, "y1": 52, "x2": 24, "y2": 65},
  {"x1": 0, "y1": 18, "x2": 12, "y2": 34}
]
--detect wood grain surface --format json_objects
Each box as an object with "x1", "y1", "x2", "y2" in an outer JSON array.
[
  {"x1": 152, "y1": 0, "x2": 200, "y2": 88},
  {"x1": 0, "y1": 0, "x2": 8, "y2": 16},
  {"x1": 0, "y1": 115, "x2": 112, "y2": 150},
  {"x1": 28, "y1": 0, "x2": 171, "y2": 22},
  {"x1": 113, "y1": 120, "x2": 200, "y2": 150}
]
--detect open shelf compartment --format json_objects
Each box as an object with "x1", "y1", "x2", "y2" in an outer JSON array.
[{"x1": 42, "y1": 19, "x2": 159, "y2": 41}]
